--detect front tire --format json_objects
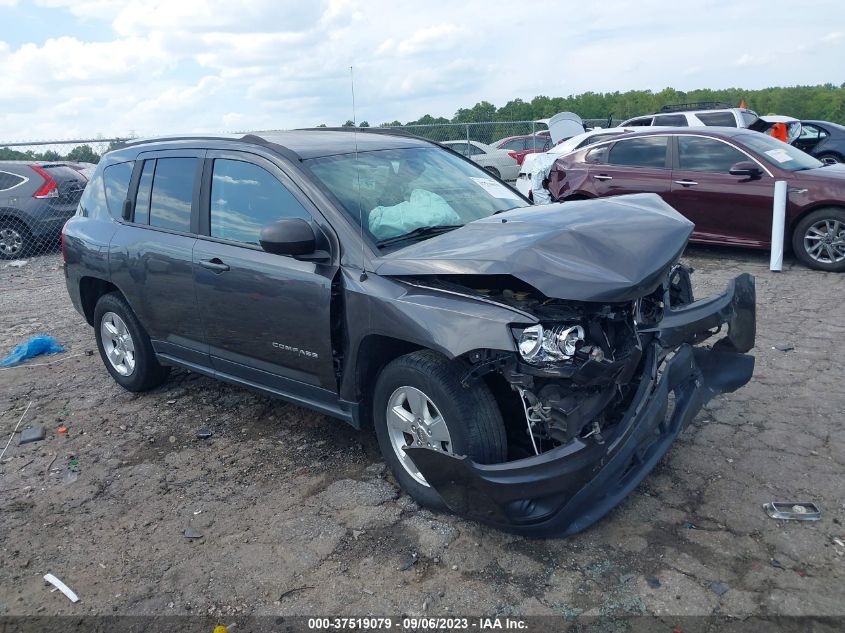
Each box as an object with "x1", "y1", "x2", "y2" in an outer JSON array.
[
  {"x1": 373, "y1": 350, "x2": 507, "y2": 510},
  {"x1": 94, "y1": 292, "x2": 170, "y2": 391},
  {"x1": 791, "y1": 208, "x2": 845, "y2": 272}
]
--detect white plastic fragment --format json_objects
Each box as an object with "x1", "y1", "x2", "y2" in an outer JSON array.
[{"x1": 43, "y1": 573, "x2": 79, "y2": 603}]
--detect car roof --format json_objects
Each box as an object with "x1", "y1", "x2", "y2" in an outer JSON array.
[
  {"x1": 609, "y1": 126, "x2": 751, "y2": 141},
  {"x1": 121, "y1": 128, "x2": 433, "y2": 161},
  {"x1": 802, "y1": 119, "x2": 845, "y2": 131}
]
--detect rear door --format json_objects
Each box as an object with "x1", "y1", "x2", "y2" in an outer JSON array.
[
  {"x1": 193, "y1": 150, "x2": 339, "y2": 392},
  {"x1": 666, "y1": 135, "x2": 774, "y2": 246},
  {"x1": 109, "y1": 150, "x2": 208, "y2": 366},
  {"x1": 586, "y1": 135, "x2": 672, "y2": 198}
]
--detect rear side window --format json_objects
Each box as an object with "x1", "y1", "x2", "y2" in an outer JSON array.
[
  {"x1": 653, "y1": 114, "x2": 687, "y2": 126},
  {"x1": 500, "y1": 139, "x2": 524, "y2": 151},
  {"x1": 678, "y1": 136, "x2": 747, "y2": 172},
  {"x1": 626, "y1": 117, "x2": 653, "y2": 127},
  {"x1": 210, "y1": 159, "x2": 311, "y2": 245},
  {"x1": 585, "y1": 145, "x2": 609, "y2": 163},
  {"x1": 148, "y1": 158, "x2": 196, "y2": 232},
  {"x1": 0, "y1": 171, "x2": 26, "y2": 191},
  {"x1": 696, "y1": 112, "x2": 737, "y2": 127},
  {"x1": 103, "y1": 162, "x2": 133, "y2": 218},
  {"x1": 608, "y1": 137, "x2": 668, "y2": 168}
]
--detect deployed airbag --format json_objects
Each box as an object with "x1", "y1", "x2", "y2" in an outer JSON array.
[{"x1": 369, "y1": 189, "x2": 461, "y2": 240}]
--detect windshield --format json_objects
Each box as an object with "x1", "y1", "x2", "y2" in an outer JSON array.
[
  {"x1": 738, "y1": 133, "x2": 823, "y2": 171},
  {"x1": 305, "y1": 147, "x2": 527, "y2": 247}
]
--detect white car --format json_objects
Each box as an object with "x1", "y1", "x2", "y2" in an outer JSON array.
[
  {"x1": 440, "y1": 140, "x2": 520, "y2": 181},
  {"x1": 515, "y1": 128, "x2": 638, "y2": 199}
]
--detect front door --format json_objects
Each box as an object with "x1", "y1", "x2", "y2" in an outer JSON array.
[
  {"x1": 666, "y1": 135, "x2": 774, "y2": 247},
  {"x1": 192, "y1": 150, "x2": 339, "y2": 392}
]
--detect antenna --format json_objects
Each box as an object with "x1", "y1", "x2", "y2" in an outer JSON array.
[{"x1": 351, "y1": 65, "x2": 367, "y2": 281}]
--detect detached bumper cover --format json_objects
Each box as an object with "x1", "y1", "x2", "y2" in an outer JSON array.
[{"x1": 406, "y1": 274, "x2": 756, "y2": 537}]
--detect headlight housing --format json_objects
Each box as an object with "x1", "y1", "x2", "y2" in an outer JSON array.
[{"x1": 515, "y1": 323, "x2": 585, "y2": 365}]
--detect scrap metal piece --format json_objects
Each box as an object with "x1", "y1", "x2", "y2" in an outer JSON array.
[
  {"x1": 43, "y1": 573, "x2": 79, "y2": 603},
  {"x1": 763, "y1": 502, "x2": 821, "y2": 521}
]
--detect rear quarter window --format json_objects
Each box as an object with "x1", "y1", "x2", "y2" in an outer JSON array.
[
  {"x1": 696, "y1": 112, "x2": 738, "y2": 127},
  {"x1": 103, "y1": 162, "x2": 134, "y2": 218},
  {"x1": 0, "y1": 171, "x2": 27, "y2": 191}
]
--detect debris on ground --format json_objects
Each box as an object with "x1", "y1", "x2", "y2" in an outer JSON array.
[
  {"x1": 279, "y1": 586, "x2": 314, "y2": 600},
  {"x1": 0, "y1": 401, "x2": 33, "y2": 460},
  {"x1": 57, "y1": 426, "x2": 68, "y2": 434},
  {"x1": 772, "y1": 344, "x2": 795, "y2": 352},
  {"x1": 398, "y1": 553, "x2": 418, "y2": 571},
  {"x1": 19, "y1": 425, "x2": 46, "y2": 445},
  {"x1": 683, "y1": 522, "x2": 697, "y2": 529},
  {"x1": 184, "y1": 527, "x2": 203, "y2": 539},
  {"x1": 763, "y1": 501, "x2": 821, "y2": 521},
  {"x1": 770, "y1": 558, "x2": 785, "y2": 569},
  {"x1": 646, "y1": 576, "x2": 661, "y2": 589},
  {"x1": 43, "y1": 573, "x2": 80, "y2": 603},
  {"x1": 708, "y1": 581, "x2": 730, "y2": 596},
  {"x1": 6, "y1": 260, "x2": 28, "y2": 268},
  {"x1": 0, "y1": 335, "x2": 64, "y2": 368},
  {"x1": 197, "y1": 428, "x2": 213, "y2": 439}
]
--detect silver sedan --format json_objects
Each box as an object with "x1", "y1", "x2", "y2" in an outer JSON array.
[{"x1": 440, "y1": 140, "x2": 520, "y2": 181}]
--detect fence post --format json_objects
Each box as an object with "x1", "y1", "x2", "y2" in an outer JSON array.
[{"x1": 466, "y1": 124, "x2": 470, "y2": 147}]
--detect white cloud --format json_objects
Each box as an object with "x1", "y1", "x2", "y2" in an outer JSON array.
[{"x1": 1, "y1": 0, "x2": 844, "y2": 141}]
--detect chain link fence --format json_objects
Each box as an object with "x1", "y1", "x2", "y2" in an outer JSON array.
[{"x1": 0, "y1": 139, "x2": 127, "y2": 262}]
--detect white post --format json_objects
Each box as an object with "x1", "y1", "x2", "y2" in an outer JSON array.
[{"x1": 770, "y1": 180, "x2": 787, "y2": 272}]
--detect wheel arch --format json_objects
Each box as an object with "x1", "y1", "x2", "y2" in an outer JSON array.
[
  {"x1": 788, "y1": 203, "x2": 845, "y2": 238},
  {"x1": 79, "y1": 276, "x2": 122, "y2": 326},
  {"x1": 0, "y1": 208, "x2": 33, "y2": 231}
]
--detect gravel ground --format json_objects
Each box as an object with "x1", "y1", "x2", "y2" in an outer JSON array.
[{"x1": 1, "y1": 248, "x2": 843, "y2": 625}]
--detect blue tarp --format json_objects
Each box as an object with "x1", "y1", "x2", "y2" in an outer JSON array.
[{"x1": 0, "y1": 335, "x2": 65, "y2": 367}]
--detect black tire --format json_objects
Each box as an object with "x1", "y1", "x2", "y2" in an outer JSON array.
[
  {"x1": 791, "y1": 208, "x2": 845, "y2": 272},
  {"x1": 0, "y1": 218, "x2": 34, "y2": 260},
  {"x1": 484, "y1": 166, "x2": 501, "y2": 179},
  {"x1": 372, "y1": 350, "x2": 507, "y2": 510},
  {"x1": 817, "y1": 153, "x2": 842, "y2": 165},
  {"x1": 93, "y1": 292, "x2": 170, "y2": 391}
]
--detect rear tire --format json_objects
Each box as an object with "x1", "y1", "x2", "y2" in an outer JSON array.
[
  {"x1": 817, "y1": 153, "x2": 842, "y2": 165},
  {"x1": 372, "y1": 350, "x2": 507, "y2": 510},
  {"x1": 791, "y1": 208, "x2": 845, "y2": 272},
  {"x1": 484, "y1": 166, "x2": 501, "y2": 179},
  {"x1": 0, "y1": 219, "x2": 33, "y2": 260},
  {"x1": 94, "y1": 292, "x2": 170, "y2": 391}
]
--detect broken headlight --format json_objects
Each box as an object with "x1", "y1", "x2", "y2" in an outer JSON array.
[{"x1": 515, "y1": 323, "x2": 585, "y2": 365}]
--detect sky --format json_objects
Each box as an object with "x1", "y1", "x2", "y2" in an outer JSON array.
[{"x1": 0, "y1": 0, "x2": 843, "y2": 142}]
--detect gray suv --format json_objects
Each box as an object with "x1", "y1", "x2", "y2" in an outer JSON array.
[
  {"x1": 0, "y1": 161, "x2": 87, "y2": 258},
  {"x1": 63, "y1": 130, "x2": 756, "y2": 536}
]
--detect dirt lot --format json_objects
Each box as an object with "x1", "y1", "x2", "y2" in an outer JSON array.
[{"x1": 1, "y1": 248, "x2": 844, "y2": 627}]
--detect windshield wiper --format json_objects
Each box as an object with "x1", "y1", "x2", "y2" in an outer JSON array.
[
  {"x1": 375, "y1": 224, "x2": 463, "y2": 248},
  {"x1": 492, "y1": 205, "x2": 523, "y2": 215}
]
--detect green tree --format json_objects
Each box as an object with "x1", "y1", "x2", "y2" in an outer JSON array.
[
  {"x1": 66, "y1": 144, "x2": 100, "y2": 163},
  {"x1": 342, "y1": 120, "x2": 355, "y2": 127}
]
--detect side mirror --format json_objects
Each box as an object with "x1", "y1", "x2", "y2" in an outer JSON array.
[
  {"x1": 259, "y1": 218, "x2": 316, "y2": 256},
  {"x1": 729, "y1": 161, "x2": 763, "y2": 178}
]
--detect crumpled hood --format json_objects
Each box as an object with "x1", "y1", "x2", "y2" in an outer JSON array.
[{"x1": 374, "y1": 193, "x2": 694, "y2": 302}]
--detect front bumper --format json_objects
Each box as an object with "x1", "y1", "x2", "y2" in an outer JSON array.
[{"x1": 406, "y1": 273, "x2": 756, "y2": 537}]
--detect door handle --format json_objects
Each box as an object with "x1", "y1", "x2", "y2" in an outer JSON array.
[
  {"x1": 673, "y1": 179, "x2": 698, "y2": 187},
  {"x1": 199, "y1": 258, "x2": 230, "y2": 273},
  {"x1": 593, "y1": 174, "x2": 613, "y2": 181}
]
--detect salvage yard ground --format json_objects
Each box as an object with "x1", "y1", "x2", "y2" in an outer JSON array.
[{"x1": 1, "y1": 249, "x2": 843, "y2": 622}]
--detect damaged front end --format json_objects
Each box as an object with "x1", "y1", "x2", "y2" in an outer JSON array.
[{"x1": 404, "y1": 267, "x2": 756, "y2": 537}]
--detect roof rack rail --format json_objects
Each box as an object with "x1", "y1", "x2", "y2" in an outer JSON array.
[{"x1": 658, "y1": 102, "x2": 734, "y2": 113}]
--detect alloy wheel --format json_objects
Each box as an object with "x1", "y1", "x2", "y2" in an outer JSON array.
[
  {"x1": 100, "y1": 312, "x2": 136, "y2": 376},
  {"x1": 385, "y1": 386, "x2": 453, "y2": 486},
  {"x1": 0, "y1": 227, "x2": 23, "y2": 258},
  {"x1": 804, "y1": 219, "x2": 845, "y2": 264}
]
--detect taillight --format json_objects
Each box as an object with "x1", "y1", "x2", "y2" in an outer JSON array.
[
  {"x1": 31, "y1": 165, "x2": 59, "y2": 199},
  {"x1": 507, "y1": 151, "x2": 519, "y2": 160}
]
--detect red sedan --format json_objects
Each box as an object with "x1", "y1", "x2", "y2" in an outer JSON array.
[{"x1": 545, "y1": 128, "x2": 845, "y2": 271}]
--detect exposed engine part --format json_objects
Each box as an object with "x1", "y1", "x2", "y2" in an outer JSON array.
[{"x1": 517, "y1": 388, "x2": 542, "y2": 456}]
